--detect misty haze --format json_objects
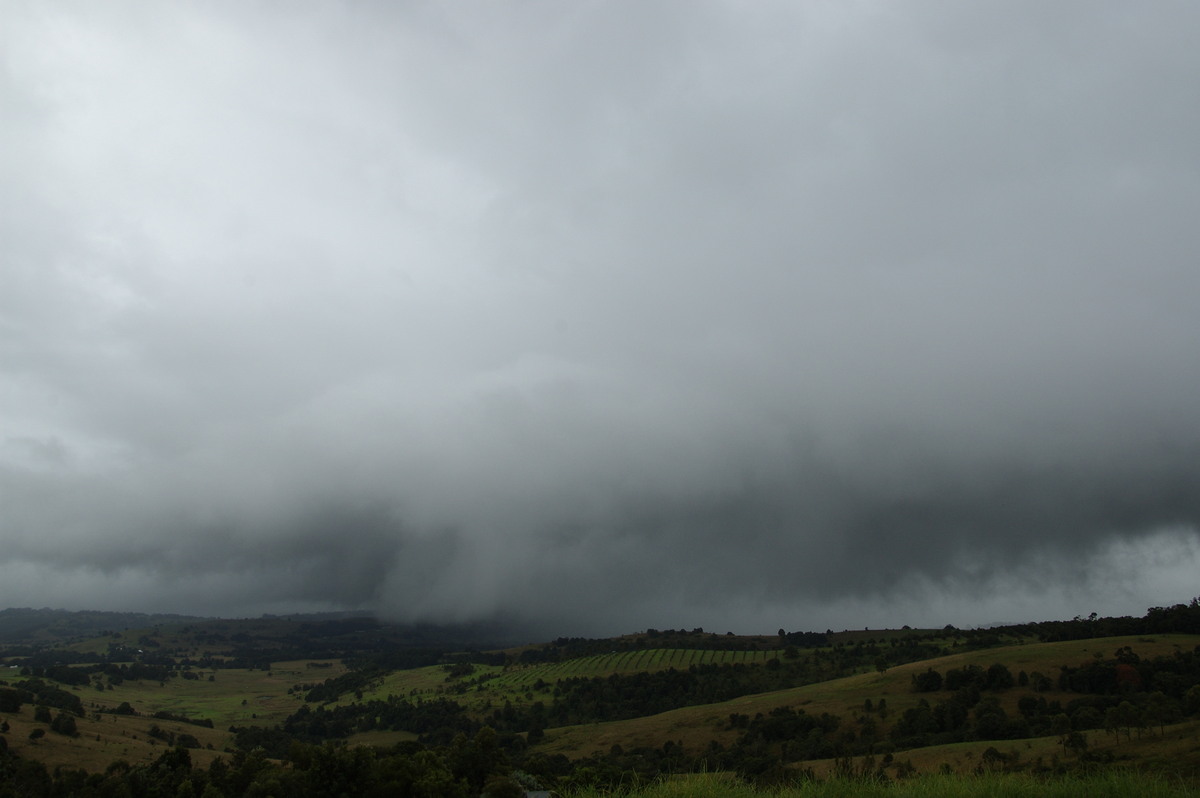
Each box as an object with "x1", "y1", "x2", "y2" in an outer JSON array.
[{"x1": 2, "y1": 1, "x2": 1199, "y2": 639}]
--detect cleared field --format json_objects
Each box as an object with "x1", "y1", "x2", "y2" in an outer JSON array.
[{"x1": 80, "y1": 659, "x2": 348, "y2": 728}]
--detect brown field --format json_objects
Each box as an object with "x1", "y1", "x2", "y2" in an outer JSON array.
[{"x1": 3, "y1": 707, "x2": 230, "y2": 773}]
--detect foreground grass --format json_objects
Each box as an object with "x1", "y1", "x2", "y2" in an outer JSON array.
[{"x1": 565, "y1": 771, "x2": 1198, "y2": 798}]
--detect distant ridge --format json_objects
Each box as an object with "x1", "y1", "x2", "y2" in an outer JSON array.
[
  {"x1": 0, "y1": 607, "x2": 214, "y2": 644},
  {"x1": 0, "y1": 606, "x2": 530, "y2": 652}
]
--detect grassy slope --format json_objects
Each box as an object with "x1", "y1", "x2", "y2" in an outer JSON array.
[
  {"x1": 91, "y1": 659, "x2": 347, "y2": 727},
  {"x1": 800, "y1": 718, "x2": 1200, "y2": 780},
  {"x1": 537, "y1": 635, "x2": 1198, "y2": 760},
  {"x1": 344, "y1": 648, "x2": 781, "y2": 714},
  {"x1": 4, "y1": 706, "x2": 230, "y2": 773},
  {"x1": 4, "y1": 630, "x2": 1198, "y2": 776},
  {"x1": 567, "y1": 771, "x2": 1200, "y2": 798},
  {"x1": 1, "y1": 659, "x2": 348, "y2": 773}
]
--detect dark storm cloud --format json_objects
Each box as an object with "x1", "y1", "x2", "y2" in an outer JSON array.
[{"x1": 2, "y1": 1, "x2": 1199, "y2": 635}]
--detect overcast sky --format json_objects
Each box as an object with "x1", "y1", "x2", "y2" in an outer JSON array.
[{"x1": 3, "y1": 1, "x2": 1199, "y2": 637}]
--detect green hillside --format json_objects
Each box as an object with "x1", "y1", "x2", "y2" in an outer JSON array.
[
  {"x1": 537, "y1": 634, "x2": 1198, "y2": 760},
  {"x1": 2, "y1": 604, "x2": 1200, "y2": 795}
]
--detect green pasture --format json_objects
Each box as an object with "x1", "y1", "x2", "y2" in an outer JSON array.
[
  {"x1": 82, "y1": 660, "x2": 346, "y2": 727},
  {"x1": 340, "y1": 634, "x2": 1198, "y2": 734},
  {"x1": 7, "y1": 629, "x2": 1200, "y2": 780},
  {"x1": 344, "y1": 648, "x2": 778, "y2": 711}
]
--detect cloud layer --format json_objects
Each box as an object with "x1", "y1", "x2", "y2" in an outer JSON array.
[{"x1": 3, "y1": 2, "x2": 1199, "y2": 635}]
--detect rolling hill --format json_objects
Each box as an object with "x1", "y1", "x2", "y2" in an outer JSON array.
[{"x1": 2, "y1": 603, "x2": 1200, "y2": 794}]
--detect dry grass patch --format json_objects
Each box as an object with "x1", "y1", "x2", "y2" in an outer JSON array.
[{"x1": 3, "y1": 707, "x2": 231, "y2": 773}]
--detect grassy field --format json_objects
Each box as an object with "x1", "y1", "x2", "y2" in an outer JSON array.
[
  {"x1": 538, "y1": 634, "x2": 1200, "y2": 760},
  {"x1": 4, "y1": 629, "x2": 1199, "y2": 779},
  {"x1": 564, "y1": 771, "x2": 1200, "y2": 798},
  {"x1": 818, "y1": 718, "x2": 1200, "y2": 779},
  {"x1": 1, "y1": 659, "x2": 349, "y2": 773},
  {"x1": 84, "y1": 659, "x2": 348, "y2": 727},
  {"x1": 343, "y1": 648, "x2": 780, "y2": 712},
  {"x1": 2, "y1": 704, "x2": 230, "y2": 773}
]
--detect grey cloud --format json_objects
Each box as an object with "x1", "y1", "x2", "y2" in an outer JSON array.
[{"x1": 2, "y1": 2, "x2": 1199, "y2": 636}]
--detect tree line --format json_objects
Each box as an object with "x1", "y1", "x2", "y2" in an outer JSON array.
[{"x1": 888, "y1": 644, "x2": 1200, "y2": 753}]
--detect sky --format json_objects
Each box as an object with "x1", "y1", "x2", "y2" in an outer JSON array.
[{"x1": 2, "y1": 1, "x2": 1199, "y2": 638}]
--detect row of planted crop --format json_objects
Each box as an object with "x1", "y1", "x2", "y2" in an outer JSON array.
[{"x1": 491, "y1": 648, "x2": 774, "y2": 689}]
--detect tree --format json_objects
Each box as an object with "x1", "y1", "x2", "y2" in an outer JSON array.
[
  {"x1": 1144, "y1": 691, "x2": 1180, "y2": 736},
  {"x1": 973, "y1": 698, "x2": 1009, "y2": 740},
  {"x1": 986, "y1": 663, "x2": 1014, "y2": 691},
  {"x1": 981, "y1": 746, "x2": 1006, "y2": 769},
  {"x1": 28, "y1": 728, "x2": 45, "y2": 743},
  {"x1": 1050, "y1": 712, "x2": 1084, "y2": 758},
  {"x1": 449, "y1": 727, "x2": 507, "y2": 793},
  {"x1": 912, "y1": 668, "x2": 942, "y2": 692},
  {"x1": 1072, "y1": 706, "x2": 1102, "y2": 732},
  {"x1": 1185, "y1": 684, "x2": 1200, "y2": 716},
  {"x1": 1105, "y1": 701, "x2": 1139, "y2": 743},
  {"x1": 0, "y1": 689, "x2": 21, "y2": 713},
  {"x1": 1063, "y1": 731, "x2": 1088, "y2": 758},
  {"x1": 482, "y1": 776, "x2": 524, "y2": 798},
  {"x1": 51, "y1": 712, "x2": 78, "y2": 736}
]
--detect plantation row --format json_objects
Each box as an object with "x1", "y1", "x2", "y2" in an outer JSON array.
[
  {"x1": 497, "y1": 648, "x2": 774, "y2": 687},
  {"x1": 329, "y1": 648, "x2": 780, "y2": 709},
  {"x1": 346, "y1": 637, "x2": 959, "y2": 710}
]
